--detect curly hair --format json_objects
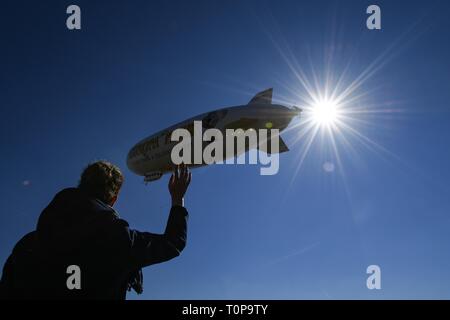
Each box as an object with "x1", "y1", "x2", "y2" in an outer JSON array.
[{"x1": 78, "y1": 161, "x2": 124, "y2": 204}]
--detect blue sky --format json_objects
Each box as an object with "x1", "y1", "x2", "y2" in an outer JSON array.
[{"x1": 2, "y1": 0, "x2": 450, "y2": 299}]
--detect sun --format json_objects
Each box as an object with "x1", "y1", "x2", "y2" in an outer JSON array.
[{"x1": 311, "y1": 99, "x2": 340, "y2": 126}]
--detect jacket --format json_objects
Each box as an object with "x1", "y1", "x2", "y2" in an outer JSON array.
[{"x1": 0, "y1": 187, "x2": 188, "y2": 299}]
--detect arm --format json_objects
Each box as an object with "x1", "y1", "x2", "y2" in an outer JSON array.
[
  {"x1": 127, "y1": 205, "x2": 188, "y2": 268},
  {"x1": 123, "y1": 164, "x2": 192, "y2": 269}
]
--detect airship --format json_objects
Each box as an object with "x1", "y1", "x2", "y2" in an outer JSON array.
[{"x1": 127, "y1": 88, "x2": 301, "y2": 183}]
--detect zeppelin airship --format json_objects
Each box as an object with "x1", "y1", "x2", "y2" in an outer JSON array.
[{"x1": 127, "y1": 88, "x2": 301, "y2": 183}]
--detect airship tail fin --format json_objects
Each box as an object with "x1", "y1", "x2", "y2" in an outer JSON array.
[
  {"x1": 248, "y1": 88, "x2": 273, "y2": 105},
  {"x1": 258, "y1": 136, "x2": 289, "y2": 154}
]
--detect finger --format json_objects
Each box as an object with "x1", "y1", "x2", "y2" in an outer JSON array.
[
  {"x1": 175, "y1": 165, "x2": 180, "y2": 181},
  {"x1": 169, "y1": 173, "x2": 175, "y2": 186},
  {"x1": 187, "y1": 171, "x2": 192, "y2": 186},
  {"x1": 185, "y1": 166, "x2": 190, "y2": 181},
  {"x1": 181, "y1": 163, "x2": 188, "y2": 181}
]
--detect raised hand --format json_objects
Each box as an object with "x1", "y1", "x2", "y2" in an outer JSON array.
[{"x1": 168, "y1": 164, "x2": 192, "y2": 207}]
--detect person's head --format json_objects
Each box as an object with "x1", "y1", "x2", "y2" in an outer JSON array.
[{"x1": 78, "y1": 160, "x2": 124, "y2": 206}]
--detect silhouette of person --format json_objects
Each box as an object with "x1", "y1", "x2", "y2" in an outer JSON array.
[{"x1": 0, "y1": 161, "x2": 191, "y2": 300}]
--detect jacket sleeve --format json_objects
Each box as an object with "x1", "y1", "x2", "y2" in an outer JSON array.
[{"x1": 114, "y1": 206, "x2": 188, "y2": 269}]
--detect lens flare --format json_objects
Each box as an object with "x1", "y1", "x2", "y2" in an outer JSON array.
[{"x1": 311, "y1": 99, "x2": 340, "y2": 126}]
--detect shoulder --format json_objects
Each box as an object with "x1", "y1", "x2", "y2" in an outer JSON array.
[{"x1": 11, "y1": 231, "x2": 37, "y2": 255}]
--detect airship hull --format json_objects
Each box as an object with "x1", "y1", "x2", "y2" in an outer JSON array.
[{"x1": 126, "y1": 89, "x2": 301, "y2": 182}]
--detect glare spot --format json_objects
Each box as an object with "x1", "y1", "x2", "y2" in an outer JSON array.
[
  {"x1": 312, "y1": 99, "x2": 339, "y2": 126},
  {"x1": 323, "y1": 162, "x2": 335, "y2": 173},
  {"x1": 23, "y1": 180, "x2": 31, "y2": 186}
]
